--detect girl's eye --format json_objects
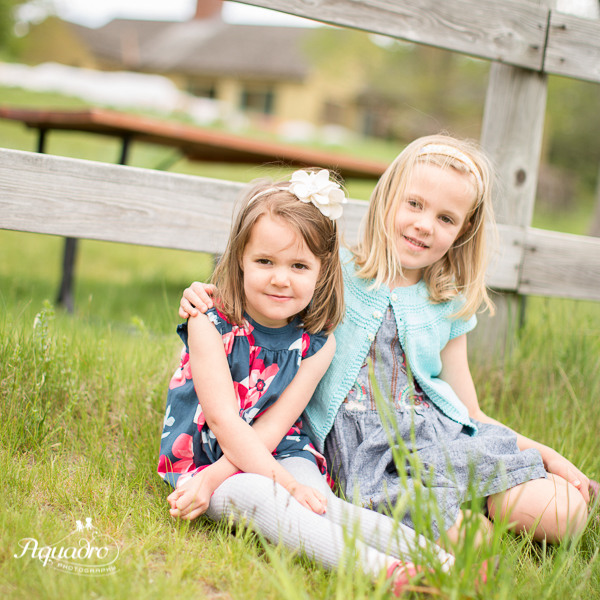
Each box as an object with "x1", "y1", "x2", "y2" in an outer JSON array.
[
  {"x1": 408, "y1": 199, "x2": 421, "y2": 208},
  {"x1": 256, "y1": 258, "x2": 271, "y2": 265},
  {"x1": 293, "y1": 263, "x2": 308, "y2": 270},
  {"x1": 439, "y1": 215, "x2": 454, "y2": 225}
]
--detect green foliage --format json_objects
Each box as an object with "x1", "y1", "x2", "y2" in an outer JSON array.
[
  {"x1": 0, "y1": 0, "x2": 16, "y2": 48},
  {"x1": 304, "y1": 28, "x2": 600, "y2": 207},
  {"x1": 304, "y1": 28, "x2": 489, "y2": 139},
  {"x1": 545, "y1": 76, "x2": 600, "y2": 190},
  {"x1": 0, "y1": 0, "x2": 27, "y2": 57}
]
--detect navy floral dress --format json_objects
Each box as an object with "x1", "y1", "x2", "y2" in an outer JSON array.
[{"x1": 158, "y1": 308, "x2": 328, "y2": 489}]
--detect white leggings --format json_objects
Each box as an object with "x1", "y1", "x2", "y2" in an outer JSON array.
[{"x1": 205, "y1": 457, "x2": 453, "y2": 577}]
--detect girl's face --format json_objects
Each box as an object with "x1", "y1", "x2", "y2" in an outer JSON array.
[
  {"x1": 392, "y1": 163, "x2": 476, "y2": 287},
  {"x1": 241, "y1": 214, "x2": 321, "y2": 328}
]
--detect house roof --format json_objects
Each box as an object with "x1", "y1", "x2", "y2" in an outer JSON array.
[{"x1": 69, "y1": 19, "x2": 312, "y2": 81}]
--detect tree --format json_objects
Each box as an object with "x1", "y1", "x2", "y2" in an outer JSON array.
[
  {"x1": 303, "y1": 27, "x2": 489, "y2": 141},
  {"x1": 0, "y1": 0, "x2": 18, "y2": 50}
]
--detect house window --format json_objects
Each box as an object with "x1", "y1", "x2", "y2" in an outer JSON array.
[{"x1": 240, "y1": 87, "x2": 274, "y2": 115}]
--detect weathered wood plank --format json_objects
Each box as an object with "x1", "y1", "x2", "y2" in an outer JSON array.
[
  {"x1": 545, "y1": 11, "x2": 600, "y2": 83},
  {"x1": 237, "y1": 0, "x2": 600, "y2": 84},
  {"x1": 237, "y1": 0, "x2": 547, "y2": 70},
  {"x1": 1, "y1": 148, "x2": 599, "y2": 301},
  {"x1": 0, "y1": 147, "x2": 369, "y2": 255},
  {"x1": 0, "y1": 148, "x2": 242, "y2": 255},
  {"x1": 489, "y1": 224, "x2": 524, "y2": 290},
  {"x1": 519, "y1": 227, "x2": 600, "y2": 300},
  {"x1": 478, "y1": 0, "x2": 550, "y2": 355},
  {"x1": 480, "y1": 65, "x2": 548, "y2": 228}
]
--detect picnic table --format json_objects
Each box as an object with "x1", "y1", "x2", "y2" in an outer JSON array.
[{"x1": 0, "y1": 107, "x2": 388, "y2": 311}]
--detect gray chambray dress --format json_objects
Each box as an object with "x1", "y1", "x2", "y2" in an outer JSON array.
[{"x1": 324, "y1": 307, "x2": 547, "y2": 539}]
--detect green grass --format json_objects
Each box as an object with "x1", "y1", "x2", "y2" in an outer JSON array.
[
  {"x1": 1, "y1": 229, "x2": 600, "y2": 599},
  {"x1": 1, "y1": 86, "x2": 600, "y2": 599}
]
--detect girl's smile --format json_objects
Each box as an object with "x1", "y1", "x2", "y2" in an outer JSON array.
[
  {"x1": 392, "y1": 163, "x2": 477, "y2": 287},
  {"x1": 242, "y1": 214, "x2": 321, "y2": 328}
]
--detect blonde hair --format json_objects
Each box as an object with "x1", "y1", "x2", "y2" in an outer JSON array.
[
  {"x1": 212, "y1": 177, "x2": 345, "y2": 334},
  {"x1": 353, "y1": 134, "x2": 497, "y2": 319}
]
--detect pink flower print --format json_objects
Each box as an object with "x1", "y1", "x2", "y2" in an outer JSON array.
[
  {"x1": 301, "y1": 333, "x2": 311, "y2": 358},
  {"x1": 165, "y1": 433, "x2": 195, "y2": 474},
  {"x1": 169, "y1": 348, "x2": 192, "y2": 390},
  {"x1": 236, "y1": 360, "x2": 279, "y2": 417},
  {"x1": 236, "y1": 318, "x2": 254, "y2": 336},
  {"x1": 221, "y1": 320, "x2": 256, "y2": 354},
  {"x1": 221, "y1": 332, "x2": 235, "y2": 355},
  {"x1": 157, "y1": 454, "x2": 169, "y2": 479},
  {"x1": 232, "y1": 380, "x2": 248, "y2": 410},
  {"x1": 286, "y1": 424, "x2": 301, "y2": 436},
  {"x1": 303, "y1": 443, "x2": 327, "y2": 474},
  {"x1": 233, "y1": 319, "x2": 255, "y2": 345},
  {"x1": 249, "y1": 345, "x2": 261, "y2": 364}
]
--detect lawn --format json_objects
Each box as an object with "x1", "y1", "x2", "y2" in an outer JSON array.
[{"x1": 1, "y1": 86, "x2": 600, "y2": 599}]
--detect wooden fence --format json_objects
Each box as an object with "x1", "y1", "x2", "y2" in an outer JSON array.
[
  {"x1": 1, "y1": 0, "x2": 599, "y2": 356},
  {"x1": 1, "y1": 146, "x2": 599, "y2": 301}
]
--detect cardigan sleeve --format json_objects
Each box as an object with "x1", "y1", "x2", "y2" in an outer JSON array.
[{"x1": 449, "y1": 313, "x2": 477, "y2": 340}]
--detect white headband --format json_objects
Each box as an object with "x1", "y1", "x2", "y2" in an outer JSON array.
[
  {"x1": 247, "y1": 169, "x2": 346, "y2": 220},
  {"x1": 417, "y1": 143, "x2": 483, "y2": 200}
]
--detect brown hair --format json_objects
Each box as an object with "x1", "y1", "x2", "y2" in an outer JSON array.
[
  {"x1": 212, "y1": 177, "x2": 345, "y2": 334},
  {"x1": 353, "y1": 134, "x2": 497, "y2": 319}
]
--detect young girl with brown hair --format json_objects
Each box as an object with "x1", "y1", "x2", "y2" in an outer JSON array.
[{"x1": 160, "y1": 169, "x2": 454, "y2": 595}]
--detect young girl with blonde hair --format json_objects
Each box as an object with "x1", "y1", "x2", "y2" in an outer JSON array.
[
  {"x1": 180, "y1": 135, "x2": 592, "y2": 547},
  {"x1": 160, "y1": 170, "x2": 455, "y2": 596}
]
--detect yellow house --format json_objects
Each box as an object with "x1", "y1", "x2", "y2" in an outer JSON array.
[{"x1": 19, "y1": 0, "x2": 376, "y2": 136}]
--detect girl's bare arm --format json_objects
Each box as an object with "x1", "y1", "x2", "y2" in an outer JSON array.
[
  {"x1": 439, "y1": 333, "x2": 590, "y2": 503},
  {"x1": 172, "y1": 335, "x2": 336, "y2": 520},
  {"x1": 184, "y1": 313, "x2": 334, "y2": 513}
]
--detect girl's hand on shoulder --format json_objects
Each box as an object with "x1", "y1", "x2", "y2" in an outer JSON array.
[
  {"x1": 545, "y1": 450, "x2": 590, "y2": 503},
  {"x1": 179, "y1": 282, "x2": 216, "y2": 319},
  {"x1": 167, "y1": 471, "x2": 215, "y2": 520},
  {"x1": 284, "y1": 481, "x2": 328, "y2": 515}
]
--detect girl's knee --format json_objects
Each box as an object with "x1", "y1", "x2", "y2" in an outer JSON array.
[
  {"x1": 555, "y1": 483, "x2": 588, "y2": 539},
  {"x1": 491, "y1": 476, "x2": 588, "y2": 542}
]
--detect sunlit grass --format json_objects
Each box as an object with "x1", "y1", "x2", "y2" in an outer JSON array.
[
  {"x1": 1, "y1": 86, "x2": 600, "y2": 599},
  {"x1": 1, "y1": 224, "x2": 600, "y2": 599}
]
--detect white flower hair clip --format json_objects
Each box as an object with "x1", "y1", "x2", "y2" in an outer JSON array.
[{"x1": 288, "y1": 169, "x2": 347, "y2": 220}]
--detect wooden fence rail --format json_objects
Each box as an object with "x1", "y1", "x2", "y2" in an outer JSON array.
[
  {"x1": 2, "y1": 148, "x2": 599, "y2": 302},
  {"x1": 240, "y1": 0, "x2": 600, "y2": 84}
]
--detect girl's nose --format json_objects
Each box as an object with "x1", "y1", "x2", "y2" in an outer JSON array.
[
  {"x1": 415, "y1": 214, "x2": 434, "y2": 234},
  {"x1": 271, "y1": 268, "x2": 290, "y2": 287}
]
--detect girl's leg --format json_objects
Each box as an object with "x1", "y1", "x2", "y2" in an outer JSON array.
[
  {"x1": 487, "y1": 473, "x2": 588, "y2": 542},
  {"x1": 280, "y1": 457, "x2": 454, "y2": 570},
  {"x1": 205, "y1": 472, "x2": 400, "y2": 578},
  {"x1": 439, "y1": 509, "x2": 493, "y2": 550}
]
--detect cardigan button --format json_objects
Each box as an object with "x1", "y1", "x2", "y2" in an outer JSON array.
[
  {"x1": 391, "y1": 293, "x2": 398, "y2": 302},
  {"x1": 372, "y1": 311, "x2": 382, "y2": 319},
  {"x1": 368, "y1": 333, "x2": 375, "y2": 341}
]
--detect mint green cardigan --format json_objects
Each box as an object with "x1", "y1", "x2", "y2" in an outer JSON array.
[{"x1": 304, "y1": 248, "x2": 478, "y2": 451}]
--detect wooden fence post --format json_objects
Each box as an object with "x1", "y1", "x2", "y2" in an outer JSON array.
[{"x1": 471, "y1": 0, "x2": 553, "y2": 364}]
